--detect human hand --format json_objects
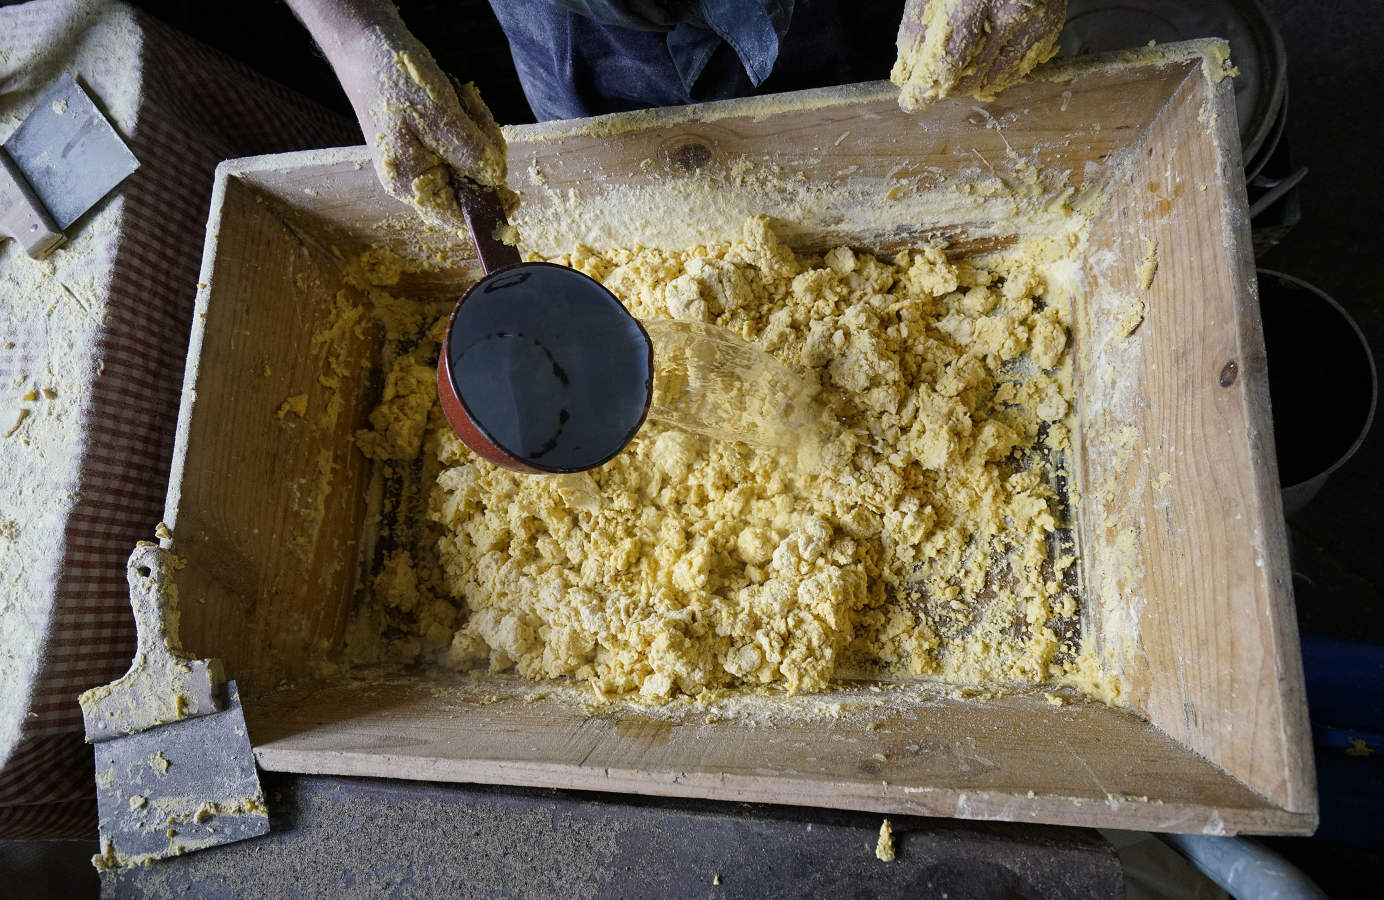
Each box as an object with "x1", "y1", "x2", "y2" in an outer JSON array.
[
  {"x1": 892, "y1": 0, "x2": 1067, "y2": 111},
  {"x1": 335, "y1": 23, "x2": 508, "y2": 229}
]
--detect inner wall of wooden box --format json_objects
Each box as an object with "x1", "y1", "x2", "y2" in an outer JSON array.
[{"x1": 168, "y1": 52, "x2": 1312, "y2": 833}]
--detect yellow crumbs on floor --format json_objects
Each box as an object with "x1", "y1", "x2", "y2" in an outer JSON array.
[
  {"x1": 875, "y1": 819, "x2": 895, "y2": 862},
  {"x1": 1345, "y1": 737, "x2": 1374, "y2": 757},
  {"x1": 349, "y1": 217, "x2": 1107, "y2": 703}
]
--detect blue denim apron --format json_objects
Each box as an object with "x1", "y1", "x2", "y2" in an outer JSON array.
[{"x1": 487, "y1": 0, "x2": 898, "y2": 121}]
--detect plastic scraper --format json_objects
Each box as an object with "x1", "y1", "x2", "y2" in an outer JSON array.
[
  {"x1": 79, "y1": 544, "x2": 269, "y2": 869},
  {"x1": 0, "y1": 71, "x2": 139, "y2": 258}
]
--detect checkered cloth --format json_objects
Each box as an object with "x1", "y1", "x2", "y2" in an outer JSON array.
[{"x1": 0, "y1": 0, "x2": 355, "y2": 839}]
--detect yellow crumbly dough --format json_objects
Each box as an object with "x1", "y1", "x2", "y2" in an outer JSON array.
[
  {"x1": 1116, "y1": 296, "x2": 1146, "y2": 339},
  {"x1": 355, "y1": 358, "x2": 437, "y2": 461},
  {"x1": 275, "y1": 393, "x2": 308, "y2": 420},
  {"x1": 1138, "y1": 238, "x2": 1159, "y2": 290},
  {"x1": 892, "y1": 0, "x2": 1062, "y2": 109},
  {"x1": 353, "y1": 217, "x2": 1091, "y2": 702},
  {"x1": 875, "y1": 819, "x2": 896, "y2": 862},
  {"x1": 1345, "y1": 738, "x2": 1374, "y2": 758}
]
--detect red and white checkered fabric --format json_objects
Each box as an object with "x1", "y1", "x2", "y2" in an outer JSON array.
[{"x1": 0, "y1": 0, "x2": 356, "y2": 838}]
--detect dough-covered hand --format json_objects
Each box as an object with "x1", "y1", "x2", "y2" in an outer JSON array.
[
  {"x1": 337, "y1": 24, "x2": 507, "y2": 228},
  {"x1": 892, "y1": 0, "x2": 1067, "y2": 111}
]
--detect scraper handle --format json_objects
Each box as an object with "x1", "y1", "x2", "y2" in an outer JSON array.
[
  {"x1": 0, "y1": 147, "x2": 65, "y2": 258},
  {"x1": 456, "y1": 180, "x2": 521, "y2": 274},
  {"x1": 78, "y1": 543, "x2": 225, "y2": 742}
]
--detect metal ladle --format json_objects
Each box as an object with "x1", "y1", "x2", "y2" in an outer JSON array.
[
  {"x1": 437, "y1": 184, "x2": 654, "y2": 473},
  {"x1": 438, "y1": 184, "x2": 827, "y2": 473}
]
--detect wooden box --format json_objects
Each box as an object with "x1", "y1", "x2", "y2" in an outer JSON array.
[{"x1": 164, "y1": 42, "x2": 1314, "y2": 834}]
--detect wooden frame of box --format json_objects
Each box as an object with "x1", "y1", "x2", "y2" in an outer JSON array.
[{"x1": 161, "y1": 42, "x2": 1314, "y2": 835}]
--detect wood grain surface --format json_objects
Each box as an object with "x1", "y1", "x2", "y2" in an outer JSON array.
[
  {"x1": 165, "y1": 177, "x2": 382, "y2": 696},
  {"x1": 1071, "y1": 68, "x2": 1313, "y2": 814},
  {"x1": 247, "y1": 674, "x2": 1313, "y2": 835},
  {"x1": 501, "y1": 66, "x2": 1195, "y2": 258}
]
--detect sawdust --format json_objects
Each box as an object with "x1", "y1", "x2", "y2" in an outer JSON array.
[
  {"x1": 3, "y1": 406, "x2": 31, "y2": 438},
  {"x1": 306, "y1": 665, "x2": 1062, "y2": 736},
  {"x1": 354, "y1": 356, "x2": 436, "y2": 461},
  {"x1": 433, "y1": 219, "x2": 1083, "y2": 698}
]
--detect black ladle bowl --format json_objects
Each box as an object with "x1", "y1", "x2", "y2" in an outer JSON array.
[{"x1": 437, "y1": 185, "x2": 654, "y2": 473}]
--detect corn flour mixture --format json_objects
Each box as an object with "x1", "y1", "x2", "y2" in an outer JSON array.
[{"x1": 347, "y1": 216, "x2": 1115, "y2": 703}]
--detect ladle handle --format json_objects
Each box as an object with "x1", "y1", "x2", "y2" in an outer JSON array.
[{"x1": 456, "y1": 181, "x2": 522, "y2": 274}]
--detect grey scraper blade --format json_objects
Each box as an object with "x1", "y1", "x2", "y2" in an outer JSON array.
[
  {"x1": 3, "y1": 71, "x2": 139, "y2": 230},
  {"x1": 91, "y1": 681, "x2": 270, "y2": 870}
]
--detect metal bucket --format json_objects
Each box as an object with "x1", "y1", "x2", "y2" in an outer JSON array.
[
  {"x1": 1258, "y1": 269, "x2": 1378, "y2": 516},
  {"x1": 1059, "y1": 0, "x2": 1287, "y2": 167}
]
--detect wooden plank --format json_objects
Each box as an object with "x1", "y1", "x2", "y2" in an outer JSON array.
[
  {"x1": 246, "y1": 676, "x2": 1313, "y2": 836},
  {"x1": 502, "y1": 65, "x2": 1197, "y2": 258},
  {"x1": 163, "y1": 175, "x2": 381, "y2": 696},
  {"x1": 1071, "y1": 68, "x2": 1313, "y2": 812},
  {"x1": 225, "y1": 152, "x2": 483, "y2": 300}
]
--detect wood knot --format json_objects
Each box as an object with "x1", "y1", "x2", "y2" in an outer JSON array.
[
  {"x1": 1219, "y1": 360, "x2": 1238, "y2": 387},
  {"x1": 667, "y1": 139, "x2": 712, "y2": 172}
]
